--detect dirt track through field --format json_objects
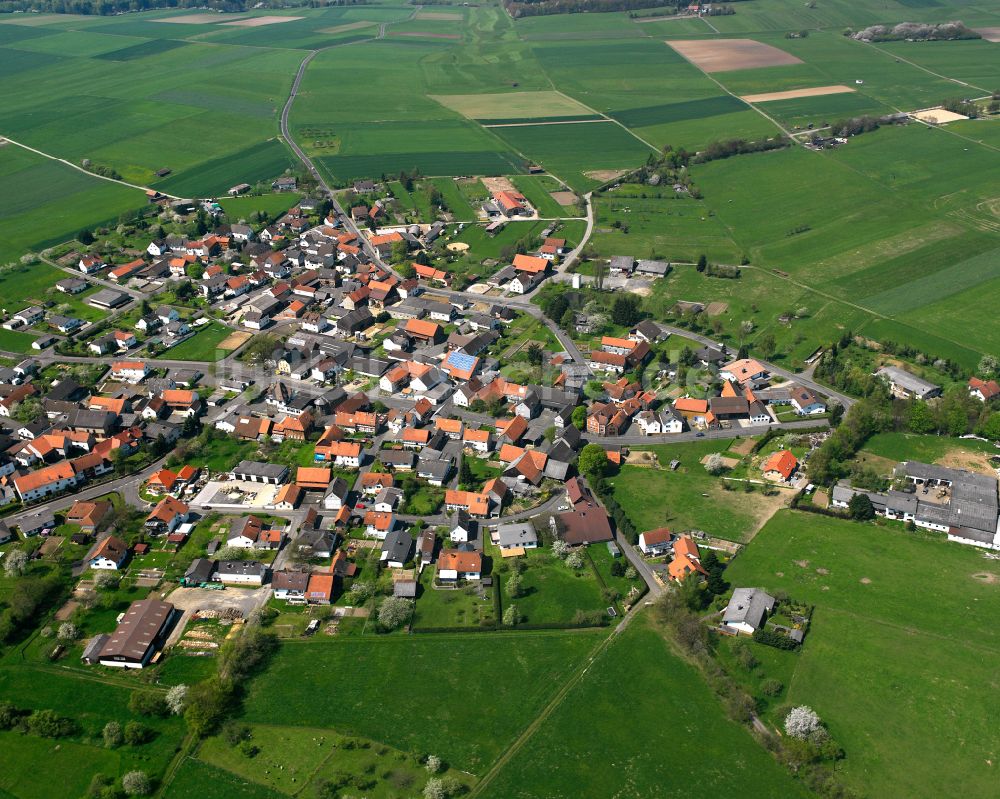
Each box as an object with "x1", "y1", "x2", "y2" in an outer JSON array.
[
  {"x1": 974, "y1": 27, "x2": 1000, "y2": 42},
  {"x1": 666, "y1": 38, "x2": 802, "y2": 73},
  {"x1": 221, "y1": 15, "x2": 303, "y2": 26},
  {"x1": 741, "y1": 85, "x2": 855, "y2": 103}
]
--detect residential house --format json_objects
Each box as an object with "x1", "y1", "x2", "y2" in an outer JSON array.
[
  {"x1": 723, "y1": 588, "x2": 776, "y2": 635},
  {"x1": 761, "y1": 449, "x2": 797, "y2": 482},
  {"x1": 638, "y1": 528, "x2": 672, "y2": 557},
  {"x1": 85, "y1": 535, "x2": 129, "y2": 570},
  {"x1": 380, "y1": 529, "x2": 413, "y2": 568},
  {"x1": 437, "y1": 548, "x2": 482, "y2": 581},
  {"x1": 667, "y1": 536, "x2": 706, "y2": 582}
]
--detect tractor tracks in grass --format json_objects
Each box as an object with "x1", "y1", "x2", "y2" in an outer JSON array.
[{"x1": 0, "y1": 135, "x2": 178, "y2": 199}]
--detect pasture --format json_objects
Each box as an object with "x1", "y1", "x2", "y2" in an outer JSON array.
[
  {"x1": 606, "y1": 439, "x2": 787, "y2": 542},
  {"x1": 725, "y1": 510, "x2": 1000, "y2": 799},
  {"x1": 240, "y1": 631, "x2": 605, "y2": 773},
  {"x1": 0, "y1": 145, "x2": 145, "y2": 264},
  {"x1": 478, "y1": 614, "x2": 809, "y2": 799}
]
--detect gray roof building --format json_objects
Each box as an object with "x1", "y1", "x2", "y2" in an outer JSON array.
[{"x1": 723, "y1": 588, "x2": 775, "y2": 632}]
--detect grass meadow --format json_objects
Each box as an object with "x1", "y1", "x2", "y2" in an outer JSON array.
[
  {"x1": 606, "y1": 439, "x2": 786, "y2": 542},
  {"x1": 725, "y1": 510, "x2": 1000, "y2": 799},
  {"x1": 240, "y1": 631, "x2": 606, "y2": 774},
  {"x1": 479, "y1": 614, "x2": 809, "y2": 799}
]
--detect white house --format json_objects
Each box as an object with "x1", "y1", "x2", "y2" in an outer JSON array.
[
  {"x1": 86, "y1": 536, "x2": 128, "y2": 570},
  {"x1": 437, "y1": 549, "x2": 482, "y2": 582},
  {"x1": 110, "y1": 361, "x2": 150, "y2": 384},
  {"x1": 638, "y1": 528, "x2": 672, "y2": 557}
]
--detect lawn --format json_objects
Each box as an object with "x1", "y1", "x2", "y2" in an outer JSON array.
[
  {"x1": 165, "y1": 322, "x2": 234, "y2": 361},
  {"x1": 860, "y1": 431, "x2": 998, "y2": 465},
  {"x1": 495, "y1": 546, "x2": 611, "y2": 626},
  {"x1": 240, "y1": 630, "x2": 606, "y2": 773},
  {"x1": 724, "y1": 509, "x2": 1000, "y2": 799},
  {"x1": 164, "y1": 758, "x2": 284, "y2": 799},
  {"x1": 219, "y1": 192, "x2": 302, "y2": 222},
  {"x1": 197, "y1": 723, "x2": 473, "y2": 798},
  {"x1": 479, "y1": 614, "x2": 809, "y2": 798},
  {"x1": 0, "y1": 731, "x2": 123, "y2": 799},
  {"x1": 607, "y1": 440, "x2": 781, "y2": 542},
  {"x1": 411, "y1": 564, "x2": 497, "y2": 629}
]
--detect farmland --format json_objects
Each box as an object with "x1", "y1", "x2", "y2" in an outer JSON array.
[
  {"x1": 725, "y1": 510, "x2": 1000, "y2": 799},
  {"x1": 240, "y1": 631, "x2": 605, "y2": 773},
  {"x1": 606, "y1": 440, "x2": 791, "y2": 542},
  {"x1": 478, "y1": 615, "x2": 809, "y2": 799}
]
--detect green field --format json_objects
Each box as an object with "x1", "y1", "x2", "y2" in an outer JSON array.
[
  {"x1": 241, "y1": 631, "x2": 605, "y2": 773},
  {"x1": 725, "y1": 510, "x2": 1000, "y2": 799},
  {"x1": 496, "y1": 545, "x2": 611, "y2": 625},
  {"x1": 0, "y1": 145, "x2": 146, "y2": 263},
  {"x1": 479, "y1": 615, "x2": 809, "y2": 798},
  {"x1": 607, "y1": 440, "x2": 787, "y2": 542},
  {"x1": 165, "y1": 321, "x2": 233, "y2": 361}
]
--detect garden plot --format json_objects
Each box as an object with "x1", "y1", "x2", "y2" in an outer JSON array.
[{"x1": 666, "y1": 39, "x2": 802, "y2": 73}]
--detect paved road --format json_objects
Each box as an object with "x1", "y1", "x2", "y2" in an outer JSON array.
[
  {"x1": 582, "y1": 417, "x2": 829, "y2": 447},
  {"x1": 7, "y1": 453, "x2": 170, "y2": 528},
  {"x1": 649, "y1": 322, "x2": 854, "y2": 409}
]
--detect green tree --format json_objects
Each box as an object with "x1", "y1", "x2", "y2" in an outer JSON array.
[
  {"x1": 907, "y1": 400, "x2": 936, "y2": 434},
  {"x1": 610, "y1": 294, "x2": 641, "y2": 327},
  {"x1": 696, "y1": 253, "x2": 707, "y2": 272},
  {"x1": 526, "y1": 342, "x2": 543, "y2": 366},
  {"x1": 848, "y1": 492, "x2": 875, "y2": 521},
  {"x1": 78, "y1": 229, "x2": 95, "y2": 245},
  {"x1": 571, "y1": 405, "x2": 587, "y2": 430},
  {"x1": 398, "y1": 262, "x2": 416, "y2": 279},
  {"x1": 578, "y1": 443, "x2": 609, "y2": 480},
  {"x1": 389, "y1": 240, "x2": 409, "y2": 264}
]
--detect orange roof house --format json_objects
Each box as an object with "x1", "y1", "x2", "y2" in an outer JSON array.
[
  {"x1": 761, "y1": 449, "x2": 798, "y2": 481},
  {"x1": 296, "y1": 467, "x2": 332, "y2": 490},
  {"x1": 668, "y1": 536, "x2": 707, "y2": 583},
  {"x1": 444, "y1": 489, "x2": 490, "y2": 517},
  {"x1": 404, "y1": 318, "x2": 442, "y2": 342},
  {"x1": 512, "y1": 253, "x2": 547, "y2": 274},
  {"x1": 274, "y1": 483, "x2": 303, "y2": 508}
]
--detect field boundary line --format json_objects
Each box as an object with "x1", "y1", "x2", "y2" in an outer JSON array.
[
  {"x1": 853, "y1": 38, "x2": 993, "y2": 96},
  {"x1": 550, "y1": 88, "x2": 661, "y2": 153},
  {"x1": 0, "y1": 134, "x2": 178, "y2": 199},
  {"x1": 468, "y1": 627, "x2": 619, "y2": 797}
]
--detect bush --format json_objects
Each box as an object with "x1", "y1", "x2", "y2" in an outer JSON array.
[
  {"x1": 26, "y1": 709, "x2": 75, "y2": 738},
  {"x1": 565, "y1": 551, "x2": 585, "y2": 570},
  {"x1": 753, "y1": 628, "x2": 799, "y2": 650},
  {"x1": 223, "y1": 722, "x2": 252, "y2": 747},
  {"x1": 733, "y1": 642, "x2": 759, "y2": 671},
  {"x1": 124, "y1": 721, "x2": 154, "y2": 746},
  {"x1": 761, "y1": 678, "x2": 784, "y2": 697},
  {"x1": 121, "y1": 770, "x2": 152, "y2": 796},
  {"x1": 103, "y1": 721, "x2": 123, "y2": 749},
  {"x1": 129, "y1": 691, "x2": 168, "y2": 717}
]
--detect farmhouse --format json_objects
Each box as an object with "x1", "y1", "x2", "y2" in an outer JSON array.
[
  {"x1": 831, "y1": 461, "x2": 1000, "y2": 549},
  {"x1": 97, "y1": 599, "x2": 176, "y2": 669},
  {"x1": 876, "y1": 366, "x2": 941, "y2": 400}
]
